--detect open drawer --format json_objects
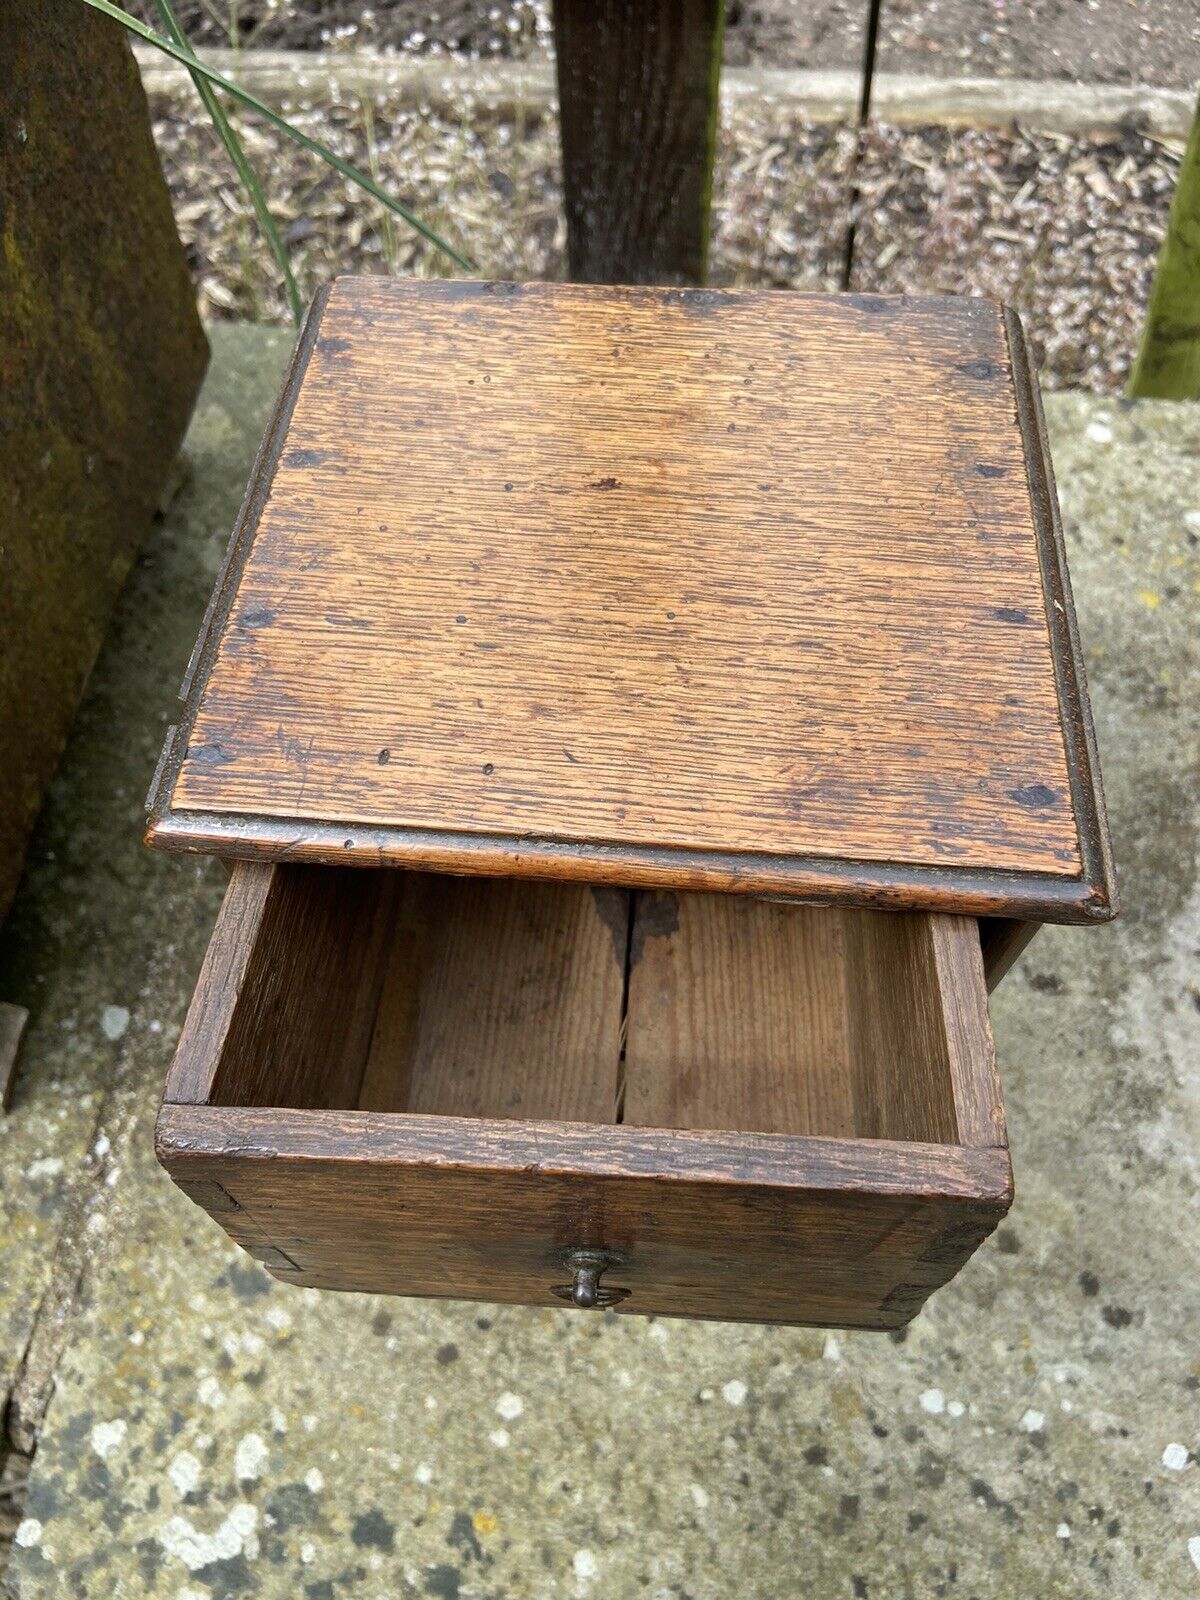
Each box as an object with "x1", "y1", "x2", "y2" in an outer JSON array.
[{"x1": 156, "y1": 864, "x2": 1012, "y2": 1329}]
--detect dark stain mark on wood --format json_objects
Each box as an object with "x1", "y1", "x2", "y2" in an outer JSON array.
[
  {"x1": 976, "y1": 464, "x2": 1006, "y2": 478},
  {"x1": 590, "y1": 885, "x2": 631, "y2": 969},
  {"x1": 317, "y1": 337, "x2": 352, "y2": 356},
  {"x1": 282, "y1": 447, "x2": 334, "y2": 469},
  {"x1": 278, "y1": 734, "x2": 310, "y2": 767},
  {"x1": 191, "y1": 742, "x2": 233, "y2": 766},
  {"x1": 662, "y1": 289, "x2": 723, "y2": 313},
  {"x1": 629, "y1": 891, "x2": 680, "y2": 967},
  {"x1": 992, "y1": 607, "x2": 1030, "y2": 624},
  {"x1": 377, "y1": 749, "x2": 390, "y2": 765},
  {"x1": 590, "y1": 477, "x2": 621, "y2": 490},
  {"x1": 240, "y1": 606, "x2": 276, "y2": 628},
  {"x1": 1010, "y1": 783, "x2": 1059, "y2": 809}
]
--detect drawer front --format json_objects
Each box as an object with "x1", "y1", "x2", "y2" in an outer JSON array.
[
  {"x1": 158, "y1": 863, "x2": 1010, "y2": 1329},
  {"x1": 157, "y1": 1106, "x2": 1010, "y2": 1329}
]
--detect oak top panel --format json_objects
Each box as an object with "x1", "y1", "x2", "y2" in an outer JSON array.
[{"x1": 148, "y1": 278, "x2": 1115, "y2": 921}]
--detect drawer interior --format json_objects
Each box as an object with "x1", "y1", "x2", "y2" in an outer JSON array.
[{"x1": 184, "y1": 865, "x2": 996, "y2": 1148}]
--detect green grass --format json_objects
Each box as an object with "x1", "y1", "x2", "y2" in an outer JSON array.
[
  {"x1": 150, "y1": 0, "x2": 303, "y2": 324},
  {"x1": 82, "y1": 0, "x2": 475, "y2": 276}
]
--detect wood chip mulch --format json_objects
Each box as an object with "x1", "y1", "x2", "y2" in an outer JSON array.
[{"x1": 148, "y1": 87, "x2": 1179, "y2": 392}]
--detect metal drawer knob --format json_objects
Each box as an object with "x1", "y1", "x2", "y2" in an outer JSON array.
[{"x1": 552, "y1": 1248, "x2": 630, "y2": 1309}]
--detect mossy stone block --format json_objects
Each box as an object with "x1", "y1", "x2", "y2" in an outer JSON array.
[{"x1": 0, "y1": 3, "x2": 208, "y2": 925}]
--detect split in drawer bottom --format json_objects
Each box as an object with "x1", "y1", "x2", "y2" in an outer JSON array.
[{"x1": 156, "y1": 864, "x2": 1012, "y2": 1328}]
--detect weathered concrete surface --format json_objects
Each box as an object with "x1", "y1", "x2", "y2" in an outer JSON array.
[
  {"x1": 3, "y1": 343, "x2": 1198, "y2": 1596},
  {"x1": 0, "y1": 329, "x2": 290, "y2": 1455}
]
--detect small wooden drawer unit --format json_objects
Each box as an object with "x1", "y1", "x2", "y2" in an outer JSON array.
[{"x1": 147, "y1": 279, "x2": 1115, "y2": 1328}]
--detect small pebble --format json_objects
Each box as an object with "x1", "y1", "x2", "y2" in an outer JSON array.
[
  {"x1": 1162, "y1": 1442, "x2": 1190, "y2": 1471},
  {"x1": 101, "y1": 1004, "x2": 130, "y2": 1041},
  {"x1": 26, "y1": 1157, "x2": 64, "y2": 1181},
  {"x1": 235, "y1": 1433, "x2": 268, "y2": 1481},
  {"x1": 90, "y1": 1419, "x2": 127, "y2": 1459},
  {"x1": 197, "y1": 1376, "x2": 225, "y2": 1408},
  {"x1": 169, "y1": 1451, "x2": 202, "y2": 1498}
]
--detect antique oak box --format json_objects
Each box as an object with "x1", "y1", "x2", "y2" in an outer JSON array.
[{"x1": 146, "y1": 279, "x2": 1115, "y2": 1328}]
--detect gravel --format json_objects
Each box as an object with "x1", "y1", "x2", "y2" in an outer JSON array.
[
  {"x1": 848, "y1": 122, "x2": 1178, "y2": 391},
  {"x1": 148, "y1": 86, "x2": 1177, "y2": 392},
  {"x1": 128, "y1": 0, "x2": 553, "y2": 57}
]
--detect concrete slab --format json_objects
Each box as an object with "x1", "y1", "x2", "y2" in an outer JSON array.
[
  {"x1": 4, "y1": 339, "x2": 1199, "y2": 1597},
  {"x1": 0, "y1": 327, "x2": 292, "y2": 1438}
]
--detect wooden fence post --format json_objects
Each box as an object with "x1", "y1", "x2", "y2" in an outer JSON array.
[
  {"x1": 551, "y1": 0, "x2": 724, "y2": 286},
  {"x1": 1128, "y1": 93, "x2": 1200, "y2": 399}
]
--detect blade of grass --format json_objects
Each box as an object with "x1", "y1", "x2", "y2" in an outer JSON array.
[
  {"x1": 81, "y1": 0, "x2": 475, "y2": 273},
  {"x1": 151, "y1": 0, "x2": 302, "y2": 324},
  {"x1": 359, "y1": 95, "x2": 398, "y2": 275}
]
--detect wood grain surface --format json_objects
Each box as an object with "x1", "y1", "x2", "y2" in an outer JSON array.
[
  {"x1": 357, "y1": 875, "x2": 627, "y2": 1122},
  {"x1": 157, "y1": 1102, "x2": 1011, "y2": 1327},
  {"x1": 147, "y1": 280, "x2": 1113, "y2": 922},
  {"x1": 159, "y1": 862, "x2": 1010, "y2": 1325},
  {"x1": 625, "y1": 893, "x2": 857, "y2": 1138}
]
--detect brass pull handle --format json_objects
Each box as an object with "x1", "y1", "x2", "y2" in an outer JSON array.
[{"x1": 551, "y1": 1248, "x2": 630, "y2": 1309}]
